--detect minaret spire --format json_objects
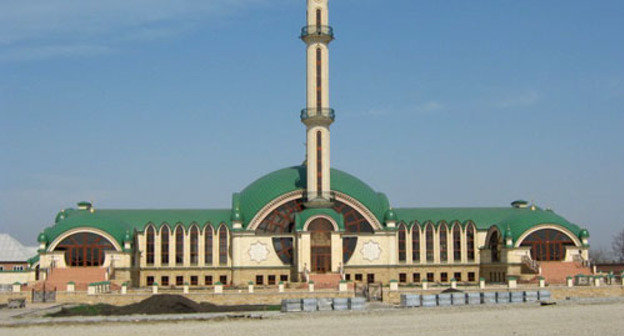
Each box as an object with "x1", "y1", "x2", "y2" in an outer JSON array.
[{"x1": 301, "y1": 0, "x2": 334, "y2": 208}]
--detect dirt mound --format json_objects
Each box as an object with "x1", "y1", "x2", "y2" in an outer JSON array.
[
  {"x1": 50, "y1": 295, "x2": 279, "y2": 317},
  {"x1": 440, "y1": 288, "x2": 463, "y2": 293},
  {"x1": 116, "y1": 295, "x2": 204, "y2": 315}
]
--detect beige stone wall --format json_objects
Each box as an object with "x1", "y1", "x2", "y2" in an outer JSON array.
[
  {"x1": 0, "y1": 288, "x2": 353, "y2": 306},
  {"x1": 0, "y1": 271, "x2": 35, "y2": 285},
  {"x1": 344, "y1": 265, "x2": 480, "y2": 284}
]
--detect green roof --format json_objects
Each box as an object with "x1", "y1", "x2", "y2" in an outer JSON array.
[
  {"x1": 394, "y1": 207, "x2": 583, "y2": 241},
  {"x1": 237, "y1": 165, "x2": 389, "y2": 227},
  {"x1": 43, "y1": 209, "x2": 231, "y2": 247}
]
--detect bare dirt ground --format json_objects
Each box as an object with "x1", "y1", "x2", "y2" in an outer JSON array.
[{"x1": 2, "y1": 300, "x2": 623, "y2": 336}]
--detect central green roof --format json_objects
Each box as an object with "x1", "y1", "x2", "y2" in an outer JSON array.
[{"x1": 238, "y1": 165, "x2": 390, "y2": 227}]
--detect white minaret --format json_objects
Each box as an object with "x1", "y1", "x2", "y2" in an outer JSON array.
[{"x1": 301, "y1": 0, "x2": 334, "y2": 208}]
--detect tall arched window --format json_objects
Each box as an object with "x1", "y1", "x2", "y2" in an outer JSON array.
[
  {"x1": 439, "y1": 224, "x2": 448, "y2": 262},
  {"x1": 398, "y1": 224, "x2": 407, "y2": 262},
  {"x1": 190, "y1": 225, "x2": 199, "y2": 265},
  {"x1": 219, "y1": 225, "x2": 228, "y2": 266},
  {"x1": 175, "y1": 226, "x2": 184, "y2": 265},
  {"x1": 146, "y1": 226, "x2": 155, "y2": 265},
  {"x1": 316, "y1": 47, "x2": 322, "y2": 107},
  {"x1": 316, "y1": 9, "x2": 322, "y2": 27},
  {"x1": 466, "y1": 223, "x2": 475, "y2": 261},
  {"x1": 412, "y1": 225, "x2": 420, "y2": 263},
  {"x1": 316, "y1": 130, "x2": 322, "y2": 193},
  {"x1": 161, "y1": 225, "x2": 170, "y2": 265},
  {"x1": 204, "y1": 225, "x2": 213, "y2": 266},
  {"x1": 489, "y1": 231, "x2": 500, "y2": 262},
  {"x1": 425, "y1": 223, "x2": 434, "y2": 262},
  {"x1": 453, "y1": 224, "x2": 462, "y2": 262}
]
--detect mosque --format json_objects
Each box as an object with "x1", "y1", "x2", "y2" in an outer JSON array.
[{"x1": 28, "y1": 0, "x2": 591, "y2": 289}]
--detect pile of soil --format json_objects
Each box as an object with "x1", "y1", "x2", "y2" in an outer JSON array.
[
  {"x1": 440, "y1": 288, "x2": 464, "y2": 294},
  {"x1": 51, "y1": 295, "x2": 278, "y2": 317}
]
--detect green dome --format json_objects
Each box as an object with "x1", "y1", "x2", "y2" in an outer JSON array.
[
  {"x1": 384, "y1": 209, "x2": 397, "y2": 222},
  {"x1": 579, "y1": 228, "x2": 590, "y2": 238},
  {"x1": 37, "y1": 232, "x2": 47, "y2": 243},
  {"x1": 238, "y1": 165, "x2": 390, "y2": 227},
  {"x1": 231, "y1": 208, "x2": 243, "y2": 222}
]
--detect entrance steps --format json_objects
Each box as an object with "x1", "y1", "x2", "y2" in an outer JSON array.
[
  {"x1": 537, "y1": 261, "x2": 593, "y2": 284},
  {"x1": 33, "y1": 267, "x2": 108, "y2": 291},
  {"x1": 308, "y1": 273, "x2": 344, "y2": 289}
]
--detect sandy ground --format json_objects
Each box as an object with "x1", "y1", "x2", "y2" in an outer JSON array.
[{"x1": 2, "y1": 301, "x2": 623, "y2": 336}]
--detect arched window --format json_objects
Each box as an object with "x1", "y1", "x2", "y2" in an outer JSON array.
[
  {"x1": 520, "y1": 229, "x2": 575, "y2": 261},
  {"x1": 316, "y1": 47, "x2": 322, "y2": 107},
  {"x1": 175, "y1": 226, "x2": 184, "y2": 265},
  {"x1": 204, "y1": 225, "x2": 213, "y2": 266},
  {"x1": 453, "y1": 224, "x2": 462, "y2": 262},
  {"x1": 316, "y1": 9, "x2": 322, "y2": 27},
  {"x1": 489, "y1": 231, "x2": 500, "y2": 262},
  {"x1": 466, "y1": 223, "x2": 475, "y2": 261},
  {"x1": 161, "y1": 225, "x2": 170, "y2": 265},
  {"x1": 54, "y1": 232, "x2": 115, "y2": 267},
  {"x1": 190, "y1": 225, "x2": 199, "y2": 265},
  {"x1": 219, "y1": 225, "x2": 228, "y2": 266},
  {"x1": 317, "y1": 130, "x2": 322, "y2": 193},
  {"x1": 425, "y1": 223, "x2": 434, "y2": 262},
  {"x1": 439, "y1": 224, "x2": 448, "y2": 262},
  {"x1": 146, "y1": 226, "x2": 155, "y2": 265},
  {"x1": 398, "y1": 224, "x2": 407, "y2": 262},
  {"x1": 412, "y1": 225, "x2": 420, "y2": 263}
]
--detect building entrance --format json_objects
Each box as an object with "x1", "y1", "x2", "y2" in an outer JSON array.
[{"x1": 309, "y1": 218, "x2": 333, "y2": 273}]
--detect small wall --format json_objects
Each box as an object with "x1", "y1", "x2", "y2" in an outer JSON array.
[
  {"x1": 0, "y1": 288, "x2": 354, "y2": 306},
  {"x1": 0, "y1": 271, "x2": 35, "y2": 285}
]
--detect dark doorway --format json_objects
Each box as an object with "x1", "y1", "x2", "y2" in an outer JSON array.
[{"x1": 309, "y1": 218, "x2": 333, "y2": 273}]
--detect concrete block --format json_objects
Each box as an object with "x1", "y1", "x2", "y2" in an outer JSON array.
[
  {"x1": 467, "y1": 292, "x2": 481, "y2": 305},
  {"x1": 400, "y1": 294, "x2": 421, "y2": 307},
  {"x1": 332, "y1": 298, "x2": 349, "y2": 311},
  {"x1": 496, "y1": 292, "x2": 510, "y2": 303},
  {"x1": 524, "y1": 291, "x2": 538, "y2": 302},
  {"x1": 482, "y1": 292, "x2": 496, "y2": 304},
  {"x1": 317, "y1": 298, "x2": 333, "y2": 311},
  {"x1": 302, "y1": 298, "x2": 318, "y2": 312},
  {"x1": 437, "y1": 293, "x2": 452, "y2": 306},
  {"x1": 510, "y1": 292, "x2": 523, "y2": 303},
  {"x1": 349, "y1": 297, "x2": 366, "y2": 310},
  {"x1": 451, "y1": 293, "x2": 466, "y2": 305},
  {"x1": 538, "y1": 290, "x2": 551, "y2": 301},
  {"x1": 281, "y1": 299, "x2": 302, "y2": 312},
  {"x1": 421, "y1": 295, "x2": 437, "y2": 307}
]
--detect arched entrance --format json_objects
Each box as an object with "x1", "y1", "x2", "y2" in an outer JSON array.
[
  {"x1": 54, "y1": 232, "x2": 116, "y2": 267},
  {"x1": 520, "y1": 229, "x2": 575, "y2": 261},
  {"x1": 309, "y1": 218, "x2": 333, "y2": 273}
]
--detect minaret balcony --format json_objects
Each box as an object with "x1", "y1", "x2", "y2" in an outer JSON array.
[
  {"x1": 300, "y1": 25, "x2": 334, "y2": 43},
  {"x1": 301, "y1": 107, "x2": 335, "y2": 123}
]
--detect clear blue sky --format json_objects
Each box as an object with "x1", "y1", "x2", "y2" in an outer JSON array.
[{"x1": 1, "y1": 0, "x2": 622, "y2": 249}]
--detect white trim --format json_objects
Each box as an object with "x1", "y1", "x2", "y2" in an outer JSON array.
[
  {"x1": 48, "y1": 227, "x2": 122, "y2": 252},
  {"x1": 514, "y1": 224, "x2": 582, "y2": 248},
  {"x1": 302, "y1": 215, "x2": 339, "y2": 232}
]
